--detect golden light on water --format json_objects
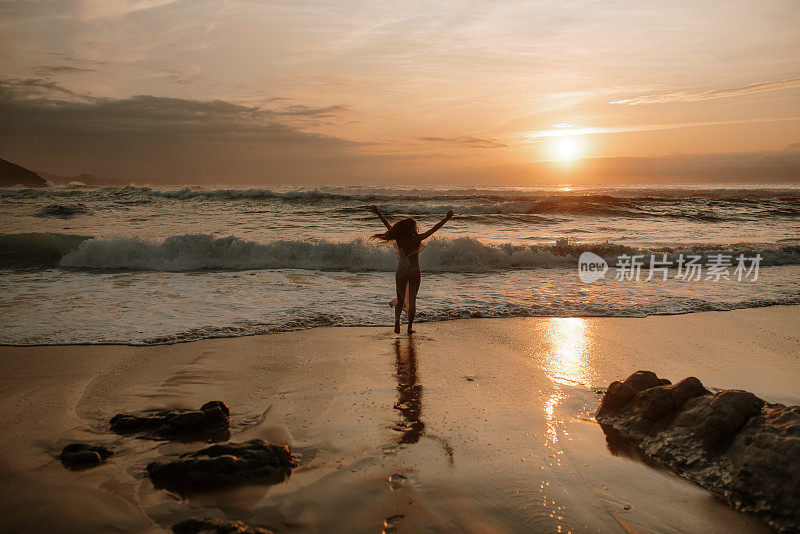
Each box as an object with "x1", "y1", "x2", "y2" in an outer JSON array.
[
  {"x1": 531, "y1": 317, "x2": 596, "y2": 444},
  {"x1": 544, "y1": 392, "x2": 563, "y2": 444},
  {"x1": 543, "y1": 317, "x2": 593, "y2": 387}
]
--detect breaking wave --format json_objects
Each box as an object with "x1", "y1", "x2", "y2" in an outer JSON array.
[{"x1": 2, "y1": 232, "x2": 799, "y2": 271}]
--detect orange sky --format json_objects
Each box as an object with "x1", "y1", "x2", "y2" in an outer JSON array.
[{"x1": 0, "y1": 0, "x2": 798, "y2": 183}]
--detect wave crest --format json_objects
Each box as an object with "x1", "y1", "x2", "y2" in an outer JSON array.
[
  {"x1": 59, "y1": 235, "x2": 397, "y2": 271},
  {"x1": 2, "y1": 232, "x2": 799, "y2": 271}
]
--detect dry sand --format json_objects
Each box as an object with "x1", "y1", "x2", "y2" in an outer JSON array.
[{"x1": 0, "y1": 306, "x2": 798, "y2": 533}]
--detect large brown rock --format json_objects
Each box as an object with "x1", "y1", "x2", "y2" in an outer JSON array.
[
  {"x1": 597, "y1": 371, "x2": 800, "y2": 533},
  {"x1": 147, "y1": 439, "x2": 297, "y2": 494}
]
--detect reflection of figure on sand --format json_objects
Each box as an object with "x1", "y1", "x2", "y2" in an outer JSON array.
[
  {"x1": 391, "y1": 338, "x2": 455, "y2": 465},
  {"x1": 393, "y1": 337, "x2": 424, "y2": 443}
]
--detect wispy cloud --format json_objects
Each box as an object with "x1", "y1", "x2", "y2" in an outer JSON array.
[
  {"x1": 45, "y1": 52, "x2": 111, "y2": 68},
  {"x1": 524, "y1": 117, "x2": 800, "y2": 140},
  {"x1": 161, "y1": 66, "x2": 203, "y2": 86},
  {"x1": 0, "y1": 78, "x2": 96, "y2": 102},
  {"x1": 0, "y1": 78, "x2": 351, "y2": 127},
  {"x1": 274, "y1": 104, "x2": 349, "y2": 119},
  {"x1": 416, "y1": 136, "x2": 507, "y2": 149},
  {"x1": 35, "y1": 66, "x2": 96, "y2": 75},
  {"x1": 610, "y1": 78, "x2": 800, "y2": 105},
  {"x1": 76, "y1": 0, "x2": 183, "y2": 20}
]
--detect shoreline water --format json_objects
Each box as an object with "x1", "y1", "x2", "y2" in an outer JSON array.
[
  {"x1": 0, "y1": 307, "x2": 797, "y2": 533},
  {"x1": 1, "y1": 300, "x2": 799, "y2": 348},
  {"x1": 3, "y1": 182, "x2": 799, "y2": 346}
]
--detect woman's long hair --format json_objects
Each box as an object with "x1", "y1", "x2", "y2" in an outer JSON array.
[{"x1": 372, "y1": 218, "x2": 420, "y2": 252}]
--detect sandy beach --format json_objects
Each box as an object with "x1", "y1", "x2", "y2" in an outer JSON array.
[{"x1": 0, "y1": 306, "x2": 798, "y2": 533}]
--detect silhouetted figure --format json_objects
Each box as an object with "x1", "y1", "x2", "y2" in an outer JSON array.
[{"x1": 370, "y1": 205, "x2": 454, "y2": 334}]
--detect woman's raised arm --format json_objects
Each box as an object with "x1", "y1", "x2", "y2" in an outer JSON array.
[
  {"x1": 369, "y1": 205, "x2": 392, "y2": 229},
  {"x1": 419, "y1": 210, "x2": 454, "y2": 240}
]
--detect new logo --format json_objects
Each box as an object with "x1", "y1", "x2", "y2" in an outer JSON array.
[{"x1": 578, "y1": 252, "x2": 608, "y2": 283}]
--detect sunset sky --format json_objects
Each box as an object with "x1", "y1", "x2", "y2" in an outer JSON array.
[{"x1": 1, "y1": 0, "x2": 799, "y2": 183}]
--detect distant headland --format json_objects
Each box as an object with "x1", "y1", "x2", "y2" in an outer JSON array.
[{"x1": 0, "y1": 157, "x2": 120, "y2": 187}]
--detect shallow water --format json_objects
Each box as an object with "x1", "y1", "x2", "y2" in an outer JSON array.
[{"x1": 1, "y1": 183, "x2": 799, "y2": 344}]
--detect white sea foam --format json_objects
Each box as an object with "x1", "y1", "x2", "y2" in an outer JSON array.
[
  {"x1": 0, "y1": 233, "x2": 789, "y2": 271},
  {"x1": 2, "y1": 265, "x2": 798, "y2": 345}
]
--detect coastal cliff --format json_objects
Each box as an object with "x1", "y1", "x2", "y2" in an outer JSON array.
[{"x1": 0, "y1": 158, "x2": 47, "y2": 187}]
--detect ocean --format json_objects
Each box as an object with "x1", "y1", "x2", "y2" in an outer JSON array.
[{"x1": 1, "y1": 183, "x2": 799, "y2": 345}]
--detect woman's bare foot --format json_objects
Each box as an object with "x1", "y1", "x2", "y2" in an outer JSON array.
[{"x1": 394, "y1": 320, "x2": 401, "y2": 334}]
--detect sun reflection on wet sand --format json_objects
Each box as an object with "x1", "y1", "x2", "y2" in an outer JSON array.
[
  {"x1": 535, "y1": 318, "x2": 596, "y2": 444},
  {"x1": 543, "y1": 318, "x2": 594, "y2": 387},
  {"x1": 544, "y1": 392, "x2": 563, "y2": 444}
]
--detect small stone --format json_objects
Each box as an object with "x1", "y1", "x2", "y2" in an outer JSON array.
[{"x1": 59, "y1": 443, "x2": 113, "y2": 470}]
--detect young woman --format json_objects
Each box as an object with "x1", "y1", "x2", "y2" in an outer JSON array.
[{"x1": 369, "y1": 205, "x2": 454, "y2": 334}]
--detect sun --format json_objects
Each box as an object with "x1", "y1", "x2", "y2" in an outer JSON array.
[{"x1": 552, "y1": 136, "x2": 581, "y2": 162}]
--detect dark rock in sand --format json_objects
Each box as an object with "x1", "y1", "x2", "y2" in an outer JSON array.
[
  {"x1": 110, "y1": 401, "x2": 230, "y2": 440},
  {"x1": 597, "y1": 370, "x2": 800, "y2": 533},
  {"x1": 59, "y1": 443, "x2": 113, "y2": 470},
  {"x1": 147, "y1": 439, "x2": 297, "y2": 493},
  {"x1": 172, "y1": 518, "x2": 274, "y2": 534}
]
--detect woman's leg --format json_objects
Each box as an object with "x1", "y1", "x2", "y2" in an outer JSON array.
[
  {"x1": 406, "y1": 273, "x2": 421, "y2": 333},
  {"x1": 394, "y1": 274, "x2": 407, "y2": 334}
]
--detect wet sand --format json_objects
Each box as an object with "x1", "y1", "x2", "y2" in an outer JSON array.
[{"x1": 0, "y1": 306, "x2": 798, "y2": 533}]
